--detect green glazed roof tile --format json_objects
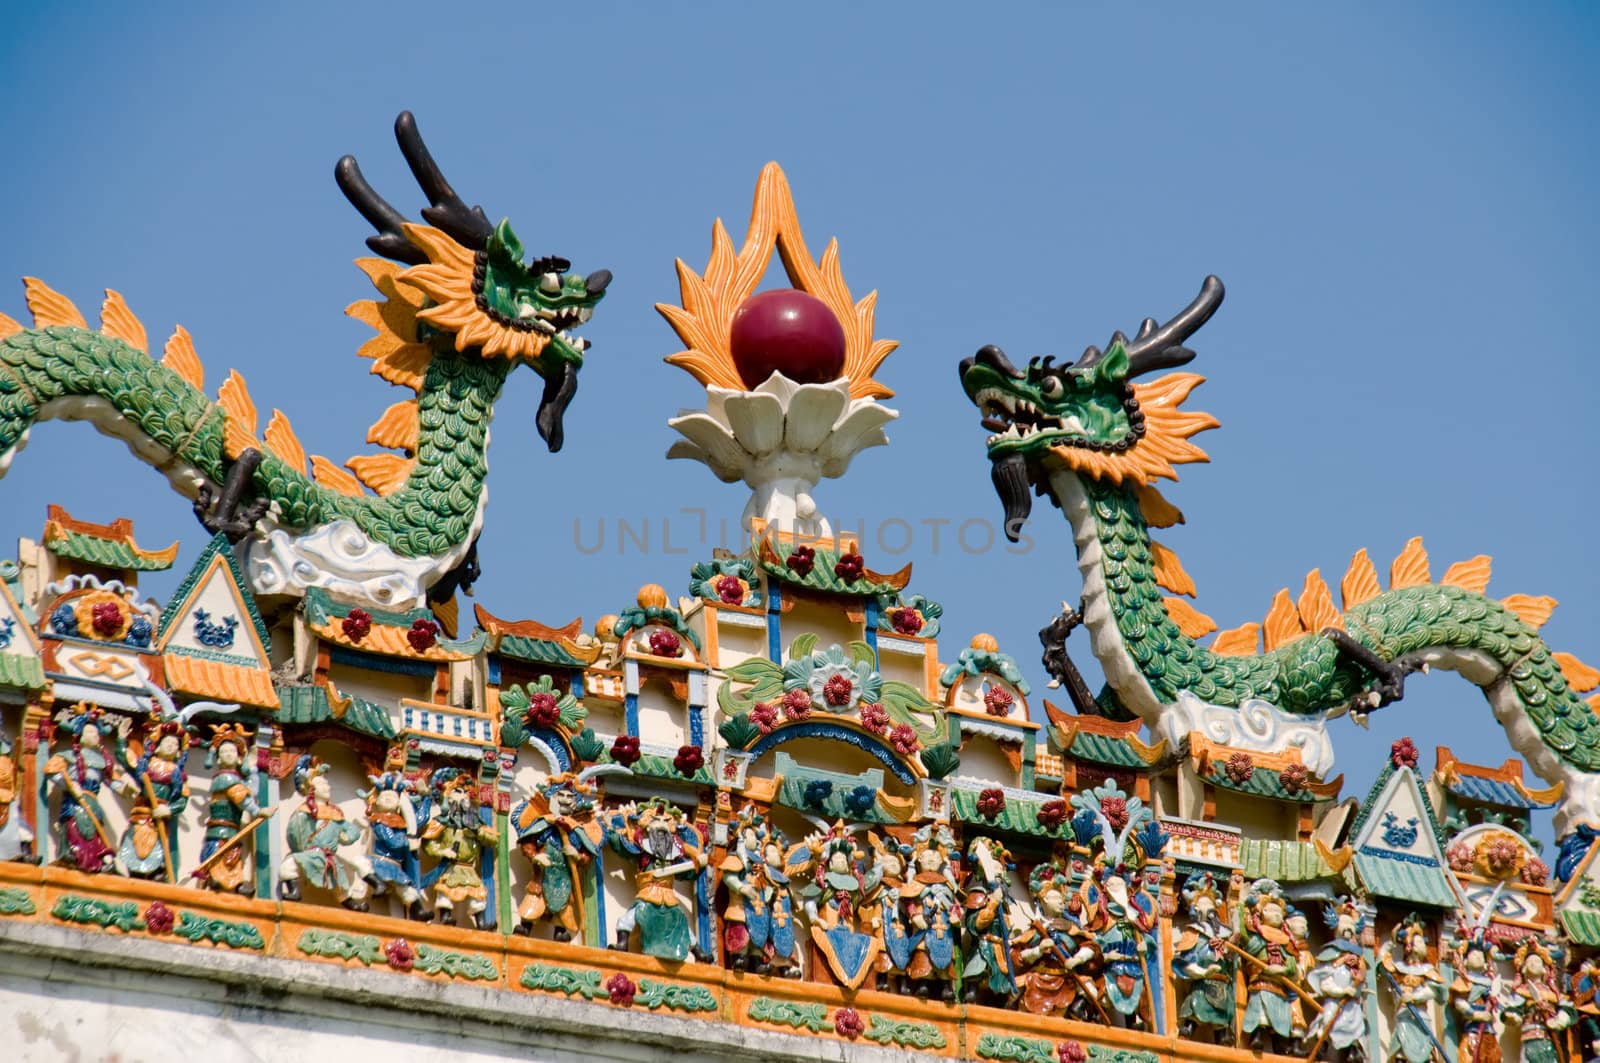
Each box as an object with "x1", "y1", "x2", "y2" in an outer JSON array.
[
  {"x1": 0, "y1": 653, "x2": 46, "y2": 691},
  {"x1": 44, "y1": 528, "x2": 176, "y2": 572},
  {"x1": 1353, "y1": 849, "x2": 1457, "y2": 908},
  {"x1": 275, "y1": 683, "x2": 397, "y2": 740}
]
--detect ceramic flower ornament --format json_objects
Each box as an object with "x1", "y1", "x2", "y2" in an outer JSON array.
[{"x1": 659, "y1": 163, "x2": 898, "y2": 537}]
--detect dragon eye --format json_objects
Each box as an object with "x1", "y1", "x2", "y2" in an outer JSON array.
[{"x1": 1039, "y1": 376, "x2": 1064, "y2": 400}]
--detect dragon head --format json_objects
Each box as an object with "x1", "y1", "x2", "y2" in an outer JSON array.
[
  {"x1": 959, "y1": 276, "x2": 1224, "y2": 538},
  {"x1": 337, "y1": 112, "x2": 611, "y2": 452}
]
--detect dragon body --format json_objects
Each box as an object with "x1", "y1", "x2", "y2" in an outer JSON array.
[
  {"x1": 962, "y1": 278, "x2": 1600, "y2": 832},
  {"x1": 0, "y1": 113, "x2": 610, "y2": 608}
]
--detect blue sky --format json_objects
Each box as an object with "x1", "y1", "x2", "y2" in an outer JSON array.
[{"x1": 3, "y1": 4, "x2": 1596, "y2": 822}]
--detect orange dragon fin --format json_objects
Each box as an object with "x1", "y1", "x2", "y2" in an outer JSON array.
[
  {"x1": 1501, "y1": 594, "x2": 1558, "y2": 630},
  {"x1": 263, "y1": 410, "x2": 307, "y2": 474},
  {"x1": 23, "y1": 278, "x2": 86, "y2": 329},
  {"x1": 1389, "y1": 537, "x2": 1431, "y2": 589},
  {"x1": 1263, "y1": 589, "x2": 1306, "y2": 651},
  {"x1": 1164, "y1": 597, "x2": 1217, "y2": 639},
  {"x1": 346, "y1": 453, "x2": 413, "y2": 496},
  {"x1": 1441, "y1": 555, "x2": 1493, "y2": 595},
  {"x1": 1150, "y1": 539, "x2": 1197, "y2": 597},
  {"x1": 161, "y1": 326, "x2": 205, "y2": 391},
  {"x1": 1297, "y1": 569, "x2": 1341, "y2": 633},
  {"x1": 1340, "y1": 548, "x2": 1380, "y2": 611},
  {"x1": 310, "y1": 456, "x2": 364, "y2": 497},
  {"x1": 98, "y1": 290, "x2": 147, "y2": 351},
  {"x1": 1211, "y1": 622, "x2": 1261, "y2": 656},
  {"x1": 217, "y1": 371, "x2": 260, "y2": 459}
]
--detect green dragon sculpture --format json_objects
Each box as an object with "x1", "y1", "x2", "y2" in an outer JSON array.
[
  {"x1": 0, "y1": 112, "x2": 610, "y2": 609},
  {"x1": 961, "y1": 276, "x2": 1600, "y2": 832}
]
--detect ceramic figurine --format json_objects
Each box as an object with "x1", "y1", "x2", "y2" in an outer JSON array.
[
  {"x1": 880, "y1": 824, "x2": 960, "y2": 1001},
  {"x1": 43, "y1": 706, "x2": 126, "y2": 873},
  {"x1": 117, "y1": 719, "x2": 188, "y2": 881},
  {"x1": 195, "y1": 724, "x2": 262, "y2": 893},
  {"x1": 1503, "y1": 937, "x2": 1575, "y2": 1063},
  {"x1": 1079, "y1": 861, "x2": 1158, "y2": 1028},
  {"x1": 1171, "y1": 872, "x2": 1235, "y2": 1042},
  {"x1": 865, "y1": 833, "x2": 911, "y2": 992},
  {"x1": 607, "y1": 798, "x2": 705, "y2": 961},
  {"x1": 790, "y1": 823, "x2": 883, "y2": 990},
  {"x1": 960, "y1": 836, "x2": 1018, "y2": 1004},
  {"x1": 1574, "y1": 957, "x2": 1600, "y2": 1062},
  {"x1": 719, "y1": 806, "x2": 798, "y2": 976},
  {"x1": 421, "y1": 767, "x2": 498, "y2": 930},
  {"x1": 1379, "y1": 915, "x2": 1446, "y2": 1063},
  {"x1": 1010, "y1": 858, "x2": 1104, "y2": 1022},
  {"x1": 510, "y1": 770, "x2": 608, "y2": 941},
  {"x1": 1303, "y1": 899, "x2": 1370, "y2": 1060},
  {"x1": 279, "y1": 755, "x2": 371, "y2": 911},
  {"x1": 363, "y1": 772, "x2": 428, "y2": 921},
  {"x1": 1450, "y1": 929, "x2": 1503, "y2": 1063},
  {"x1": 1239, "y1": 878, "x2": 1309, "y2": 1053},
  {"x1": 0, "y1": 729, "x2": 36, "y2": 863}
]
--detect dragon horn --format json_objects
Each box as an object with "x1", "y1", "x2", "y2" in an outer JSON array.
[
  {"x1": 394, "y1": 111, "x2": 492, "y2": 250},
  {"x1": 335, "y1": 154, "x2": 427, "y2": 266},
  {"x1": 1122, "y1": 275, "x2": 1226, "y2": 377}
]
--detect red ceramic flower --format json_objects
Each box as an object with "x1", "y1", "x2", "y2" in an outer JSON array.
[
  {"x1": 1279, "y1": 762, "x2": 1311, "y2": 794},
  {"x1": 890, "y1": 723, "x2": 918, "y2": 756},
  {"x1": 407, "y1": 618, "x2": 438, "y2": 652},
  {"x1": 1037, "y1": 799, "x2": 1068, "y2": 829},
  {"x1": 786, "y1": 546, "x2": 815, "y2": 577},
  {"x1": 750, "y1": 702, "x2": 780, "y2": 734},
  {"x1": 1099, "y1": 795, "x2": 1130, "y2": 831},
  {"x1": 1446, "y1": 841, "x2": 1474, "y2": 873},
  {"x1": 890, "y1": 608, "x2": 923, "y2": 636},
  {"x1": 983, "y1": 687, "x2": 1015, "y2": 717},
  {"x1": 1522, "y1": 857, "x2": 1550, "y2": 886},
  {"x1": 977, "y1": 788, "x2": 1006, "y2": 819},
  {"x1": 648, "y1": 629, "x2": 682, "y2": 658},
  {"x1": 91, "y1": 601, "x2": 123, "y2": 637},
  {"x1": 723, "y1": 759, "x2": 739, "y2": 781},
  {"x1": 525, "y1": 691, "x2": 561, "y2": 729},
  {"x1": 609, "y1": 735, "x2": 641, "y2": 767},
  {"x1": 1481, "y1": 836, "x2": 1522, "y2": 877},
  {"x1": 833, "y1": 1007, "x2": 864, "y2": 1039},
  {"x1": 1057, "y1": 1041, "x2": 1088, "y2": 1063},
  {"x1": 143, "y1": 901, "x2": 175, "y2": 935},
  {"x1": 342, "y1": 608, "x2": 372, "y2": 641},
  {"x1": 674, "y1": 744, "x2": 704, "y2": 776},
  {"x1": 782, "y1": 688, "x2": 813, "y2": 720},
  {"x1": 385, "y1": 937, "x2": 415, "y2": 971},
  {"x1": 714, "y1": 574, "x2": 745, "y2": 604},
  {"x1": 1391, "y1": 736, "x2": 1420, "y2": 770},
  {"x1": 823, "y1": 673, "x2": 854, "y2": 707},
  {"x1": 1223, "y1": 751, "x2": 1256, "y2": 784},
  {"x1": 858, "y1": 702, "x2": 889, "y2": 735},
  {"x1": 833, "y1": 552, "x2": 865, "y2": 583},
  {"x1": 606, "y1": 971, "x2": 636, "y2": 1006}
]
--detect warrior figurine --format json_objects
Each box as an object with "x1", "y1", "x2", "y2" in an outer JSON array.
[
  {"x1": 1084, "y1": 860, "x2": 1158, "y2": 1028},
  {"x1": 196, "y1": 724, "x2": 260, "y2": 893},
  {"x1": 1171, "y1": 872, "x2": 1235, "y2": 1042},
  {"x1": 719, "y1": 806, "x2": 798, "y2": 975},
  {"x1": 0, "y1": 729, "x2": 37, "y2": 863},
  {"x1": 279, "y1": 754, "x2": 371, "y2": 911},
  {"x1": 1451, "y1": 929, "x2": 1503, "y2": 1063},
  {"x1": 1010, "y1": 858, "x2": 1103, "y2": 1021},
  {"x1": 510, "y1": 772, "x2": 605, "y2": 941},
  {"x1": 1575, "y1": 957, "x2": 1600, "y2": 1063},
  {"x1": 1503, "y1": 936, "x2": 1575, "y2": 1063},
  {"x1": 363, "y1": 772, "x2": 428, "y2": 921},
  {"x1": 608, "y1": 798, "x2": 705, "y2": 961},
  {"x1": 1240, "y1": 878, "x2": 1309, "y2": 1053},
  {"x1": 118, "y1": 719, "x2": 188, "y2": 881},
  {"x1": 881, "y1": 824, "x2": 960, "y2": 1001},
  {"x1": 961, "y1": 836, "x2": 1018, "y2": 1004},
  {"x1": 43, "y1": 706, "x2": 124, "y2": 873},
  {"x1": 1303, "y1": 898, "x2": 1370, "y2": 1061},
  {"x1": 1379, "y1": 915, "x2": 1445, "y2": 1063},
  {"x1": 421, "y1": 766, "x2": 498, "y2": 930}
]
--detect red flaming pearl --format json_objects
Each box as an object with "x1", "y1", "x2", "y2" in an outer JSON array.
[{"x1": 729, "y1": 289, "x2": 846, "y2": 388}]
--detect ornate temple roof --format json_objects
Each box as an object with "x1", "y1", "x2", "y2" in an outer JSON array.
[
  {"x1": 41, "y1": 504, "x2": 178, "y2": 572},
  {"x1": 474, "y1": 604, "x2": 599, "y2": 668},
  {"x1": 1435, "y1": 746, "x2": 1563, "y2": 810}
]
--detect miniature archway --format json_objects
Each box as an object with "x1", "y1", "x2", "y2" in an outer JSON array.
[{"x1": 745, "y1": 720, "x2": 918, "y2": 786}]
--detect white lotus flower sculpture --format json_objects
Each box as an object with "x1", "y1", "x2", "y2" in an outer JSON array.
[{"x1": 668, "y1": 373, "x2": 895, "y2": 536}]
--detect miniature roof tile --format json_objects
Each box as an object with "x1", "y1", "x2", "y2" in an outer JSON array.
[
  {"x1": 1352, "y1": 849, "x2": 1458, "y2": 908},
  {"x1": 42, "y1": 505, "x2": 178, "y2": 572},
  {"x1": 1561, "y1": 908, "x2": 1600, "y2": 947},
  {"x1": 276, "y1": 681, "x2": 397, "y2": 740},
  {"x1": 1436, "y1": 747, "x2": 1563, "y2": 810},
  {"x1": 755, "y1": 536, "x2": 910, "y2": 597},
  {"x1": 0, "y1": 576, "x2": 44, "y2": 691},
  {"x1": 1043, "y1": 700, "x2": 1167, "y2": 767},
  {"x1": 305, "y1": 587, "x2": 484, "y2": 662},
  {"x1": 1189, "y1": 734, "x2": 1340, "y2": 801},
  {"x1": 163, "y1": 654, "x2": 277, "y2": 708},
  {"x1": 951, "y1": 786, "x2": 1069, "y2": 840},
  {"x1": 475, "y1": 604, "x2": 599, "y2": 667},
  {"x1": 0, "y1": 652, "x2": 45, "y2": 691},
  {"x1": 1240, "y1": 838, "x2": 1350, "y2": 882}
]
